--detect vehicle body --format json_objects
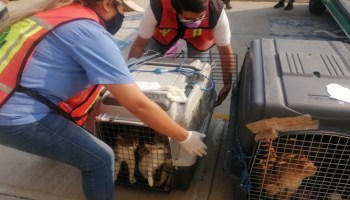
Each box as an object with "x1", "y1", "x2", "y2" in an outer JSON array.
[{"x1": 309, "y1": 0, "x2": 350, "y2": 38}]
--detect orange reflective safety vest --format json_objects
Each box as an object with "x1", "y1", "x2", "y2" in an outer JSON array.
[
  {"x1": 0, "y1": 3, "x2": 104, "y2": 126},
  {"x1": 151, "y1": 0, "x2": 223, "y2": 51}
]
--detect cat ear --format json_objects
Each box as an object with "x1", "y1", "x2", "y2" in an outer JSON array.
[
  {"x1": 116, "y1": 135, "x2": 123, "y2": 142},
  {"x1": 144, "y1": 144, "x2": 151, "y2": 151},
  {"x1": 116, "y1": 135, "x2": 123, "y2": 139},
  {"x1": 138, "y1": 146, "x2": 150, "y2": 156},
  {"x1": 156, "y1": 143, "x2": 164, "y2": 149},
  {"x1": 295, "y1": 154, "x2": 306, "y2": 161},
  {"x1": 132, "y1": 135, "x2": 139, "y2": 142}
]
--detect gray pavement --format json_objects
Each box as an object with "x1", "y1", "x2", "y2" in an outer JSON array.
[{"x1": 0, "y1": 1, "x2": 343, "y2": 200}]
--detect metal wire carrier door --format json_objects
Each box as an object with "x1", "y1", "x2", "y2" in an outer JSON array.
[
  {"x1": 96, "y1": 122, "x2": 173, "y2": 192},
  {"x1": 130, "y1": 51, "x2": 238, "y2": 88},
  {"x1": 171, "y1": 51, "x2": 238, "y2": 86},
  {"x1": 249, "y1": 127, "x2": 350, "y2": 200}
]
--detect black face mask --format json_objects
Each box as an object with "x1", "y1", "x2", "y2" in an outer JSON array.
[{"x1": 105, "y1": 10, "x2": 124, "y2": 35}]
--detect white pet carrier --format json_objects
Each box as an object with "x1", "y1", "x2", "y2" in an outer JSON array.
[{"x1": 88, "y1": 57, "x2": 216, "y2": 192}]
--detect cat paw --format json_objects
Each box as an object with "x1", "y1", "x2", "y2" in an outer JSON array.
[
  {"x1": 148, "y1": 178, "x2": 154, "y2": 187},
  {"x1": 130, "y1": 177, "x2": 136, "y2": 184}
]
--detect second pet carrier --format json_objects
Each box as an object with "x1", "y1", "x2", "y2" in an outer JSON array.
[
  {"x1": 225, "y1": 38, "x2": 350, "y2": 200},
  {"x1": 89, "y1": 57, "x2": 216, "y2": 192}
]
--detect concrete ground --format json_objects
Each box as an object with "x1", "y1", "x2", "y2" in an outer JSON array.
[{"x1": 0, "y1": 0, "x2": 344, "y2": 200}]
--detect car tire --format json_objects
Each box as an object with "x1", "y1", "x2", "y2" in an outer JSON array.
[{"x1": 309, "y1": 0, "x2": 326, "y2": 14}]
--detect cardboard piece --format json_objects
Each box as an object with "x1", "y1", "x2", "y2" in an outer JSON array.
[{"x1": 246, "y1": 114, "x2": 319, "y2": 142}]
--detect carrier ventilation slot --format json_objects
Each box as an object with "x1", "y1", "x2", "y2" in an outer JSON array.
[{"x1": 278, "y1": 52, "x2": 350, "y2": 78}]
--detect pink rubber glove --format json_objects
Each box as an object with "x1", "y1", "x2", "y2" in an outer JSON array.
[{"x1": 164, "y1": 40, "x2": 181, "y2": 58}]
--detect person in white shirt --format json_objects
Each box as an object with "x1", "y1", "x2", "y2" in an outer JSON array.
[{"x1": 128, "y1": 0, "x2": 235, "y2": 107}]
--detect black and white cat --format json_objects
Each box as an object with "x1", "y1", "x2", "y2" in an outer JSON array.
[
  {"x1": 138, "y1": 142, "x2": 169, "y2": 187},
  {"x1": 114, "y1": 135, "x2": 138, "y2": 184}
]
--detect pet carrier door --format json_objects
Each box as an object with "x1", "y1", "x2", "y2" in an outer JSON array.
[{"x1": 249, "y1": 127, "x2": 350, "y2": 200}]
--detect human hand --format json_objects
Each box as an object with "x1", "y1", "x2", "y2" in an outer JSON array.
[
  {"x1": 214, "y1": 84, "x2": 231, "y2": 107},
  {"x1": 179, "y1": 131, "x2": 208, "y2": 157}
]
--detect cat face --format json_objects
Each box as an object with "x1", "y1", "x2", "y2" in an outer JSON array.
[
  {"x1": 116, "y1": 135, "x2": 139, "y2": 148},
  {"x1": 276, "y1": 153, "x2": 317, "y2": 177},
  {"x1": 144, "y1": 143, "x2": 169, "y2": 154}
]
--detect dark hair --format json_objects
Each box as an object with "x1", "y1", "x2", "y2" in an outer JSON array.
[
  {"x1": 75, "y1": 0, "x2": 97, "y2": 6},
  {"x1": 170, "y1": 0, "x2": 207, "y2": 14}
]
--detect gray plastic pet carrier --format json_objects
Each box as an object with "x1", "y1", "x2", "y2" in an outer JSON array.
[
  {"x1": 86, "y1": 55, "x2": 229, "y2": 192},
  {"x1": 224, "y1": 38, "x2": 350, "y2": 200}
]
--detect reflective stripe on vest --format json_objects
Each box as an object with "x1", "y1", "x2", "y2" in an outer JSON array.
[
  {"x1": 59, "y1": 85, "x2": 103, "y2": 126},
  {"x1": 0, "y1": 3, "x2": 104, "y2": 125},
  {"x1": 152, "y1": 0, "x2": 215, "y2": 51},
  {"x1": 0, "y1": 17, "x2": 50, "y2": 105}
]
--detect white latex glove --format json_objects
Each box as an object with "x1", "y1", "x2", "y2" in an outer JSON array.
[{"x1": 179, "y1": 131, "x2": 208, "y2": 157}]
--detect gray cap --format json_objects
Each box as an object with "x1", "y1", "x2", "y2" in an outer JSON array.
[{"x1": 121, "y1": 0, "x2": 145, "y2": 12}]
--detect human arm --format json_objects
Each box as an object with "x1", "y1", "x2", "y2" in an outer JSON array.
[
  {"x1": 213, "y1": 10, "x2": 234, "y2": 107},
  {"x1": 127, "y1": 5, "x2": 156, "y2": 59},
  {"x1": 215, "y1": 44, "x2": 234, "y2": 107},
  {"x1": 103, "y1": 84, "x2": 207, "y2": 156},
  {"x1": 127, "y1": 35, "x2": 152, "y2": 59}
]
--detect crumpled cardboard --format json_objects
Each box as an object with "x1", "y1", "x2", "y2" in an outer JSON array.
[{"x1": 246, "y1": 114, "x2": 319, "y2": 142}]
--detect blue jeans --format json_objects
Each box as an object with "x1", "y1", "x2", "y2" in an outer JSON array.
[{"x1": 0, "y1": 113, "x2": 115, "y2": 200}]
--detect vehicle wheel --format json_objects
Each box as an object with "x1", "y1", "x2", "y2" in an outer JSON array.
[{"x1": 309, "y1": 0, "x2": 326, "y2": 14}]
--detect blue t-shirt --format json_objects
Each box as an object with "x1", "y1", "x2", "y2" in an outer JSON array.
[{"x1": 0, "y1": 20, "x2": 135, "y2": 125}]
